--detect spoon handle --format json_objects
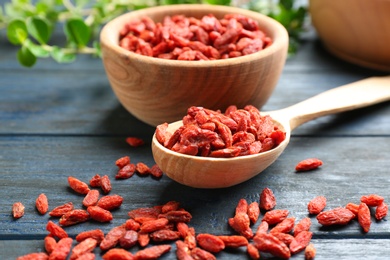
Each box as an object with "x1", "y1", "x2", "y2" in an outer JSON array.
[{"x1": 273, "y1": 76, "x2": 390, "y2": 131}]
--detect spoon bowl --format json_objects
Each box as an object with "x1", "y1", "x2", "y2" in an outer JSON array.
[{"x1": 152, "y1": 76, "x2": 390, "y2": 188}]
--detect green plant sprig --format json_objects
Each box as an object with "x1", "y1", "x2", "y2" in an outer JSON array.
[{"x1": 0, "y1": 0, "x2": 307, "y2": 67}]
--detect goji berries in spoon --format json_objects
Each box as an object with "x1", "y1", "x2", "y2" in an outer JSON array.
[{"x1": 152, "y1": 76, "x2": 390, "y2": 188}]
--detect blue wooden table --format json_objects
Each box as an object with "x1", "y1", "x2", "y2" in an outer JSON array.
[{"x1": 1, "y1": 3, "x2": 390, "y2": 260}]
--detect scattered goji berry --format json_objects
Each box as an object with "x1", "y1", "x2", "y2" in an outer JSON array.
[
  {"x1": 294, "y1": 217, "x2": 312, "y2": 236},
  {"x1": 97, "y1": 194, "x2": 123, "y2": 211},
  {"x1": 295, "y1": 158, "x2": 323, "y2": 172},
  {"x1": 358, "y1": 202, "x2": 371, "y2": 233},
  {"x1": 44, "y1": 236, "x2": 57, "y2": 254},
  {"x1": 100, "y1": 175, "x2": 112, "y2": 194},
  {"x1": 16, "y1": 252, "x2": 49, "y2": 260},
  {"x1": 76, "y1": 229, "x2": 105, "y2": 244},
  {"x1": 289, "y1": 230, "x2": 313, "y2": 254},
  {"x1": 253, "y1": 232, "x2": 291, "y2": 259},
  {"x1": 89, "y1": 174, "x2": 101, "y2": 188},
  {"x1": 345, "y1": 202, "x2": 359, "y2": 217},
  {"x1": 272, "y1": 232, "x2": 294, "y2": 246},
  {"x1": 191, "y1": 247, "x2": 216, "y2": 260},
  {"x1": 262, "y1": 209, "x2": 289, "y2": 225},
  {"x1": 305, "y1": 243, "x2": 316, "y2": 260},
  {"x1": 229, "y1": 212, "x2": 253, "y2": 239},
  {"x1": 269, "y1": 217, "x2": 295, "y2": 234},
  {"x1": 116, "y1": 163, "x2": 136, "y2": 179},
  {"x1": 150, "y1": 164, "x2": 163, "y2": 178},
  {"x1": 255, "y1": 221, "x2": 269, "y2": 236},
  {"x1": 35, "y1": 193, "x2": 49, "y2": 215},
  {"x1": 100, "y1": 226, "x2": 127, "y2": 251},
  {"x1": 134, "y1": 244, "x2": 171, "y2": 259},
  {"x1": 247, "y1": 243, "x2": 260, "y2": 260},
  {"x1": 126, "y1": 137, "x2": 145, "y2": 147},
  {"x1": 218, "y1": 235, "x2": 248, "y2": 248},
  {"x1": 12, "y1": 202, "x2": 25, "y2": 219},
  {"x1": 69, "y1": 238, "x2": 98, "y2": 260},
  {"x1": 137, "y1": 232, "x2": 150, "y2": 247},
  {"x1": 119, "y1": 230, "x2": 138, "y2": 249},
  {"x1": 316, "y1": 207, "x2": 355, "y2": 226},
  {"x1": 68, "y1": 176, "x2": 90, "y2": 195},
  {"x1": 125, "y1": 219, "x2": 141, "y2": 231},
  {"x1": 59, "y1": 209, "x2": 90, "y2": 226},
  {"x1": 375, "y1": 201, "x2": 388, "y2": 220},
  {"x1": 49, "y1": 202, "x2": 74, "y2": 217},
  {"x1": 87, "y1": 206, "x2": 113, "y2": 222},
  {"x1": 115, "y1": 156, "x2": 130, "y2": 168},
  {"x1": 135, "y1": 162, "x2": 151, "y2": 175},
  {"x1": 140, "y1": 217, "x2": 169, "y2": 233},
  {"x1": 361, "y1": 194, "x2": 384, "y2": 207},
  {"x1": 46, "y1": 220, "x2": 68, "y2": 239},
  {"x1": 259, "y1": 187, "x2": 276, "y2": 211},
  {"x1": 307, "y1": 196, "x2": 327, "y2": 215},
  {"x1": 102, "y1": 248, "x2": 134, "y2": 260},
  {"x1": 49, "y1": 237, "x2": 73, "y2": 260},
  {"x1": 175, "y1": 240, "x2": 192, "y2": 260},
  {"x1": 162, "y1": 201, "x2": 181, "y2": 213},
  {"x1": 150, "y1": 229, "x2": 181, "y2": 242},
  {"x1": 196, "y1": 233, "x2": 225, "y2": 253},
  {"x1": 83, "y1": 189, "x2": 100, "y2": 207},
  {"x1": 247, "y1": 201, "x2": 260, "y2": 224}
]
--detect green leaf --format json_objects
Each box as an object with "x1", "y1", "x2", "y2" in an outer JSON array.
[
  {"x1": 27, "y1": 16, "x2": 51, "y2": 44},
  {"x1": 64, "y1": 18, "x2": 91, "y2": 47},
  {"x1": 24, "y1": 39, "x2": 50, "y2": 57},
  {"x1": 17, "y1": 44, "x2": 37, "y2": 67},
  {"x1": 204, "y1": 0, "x2": 231, "y2": 5},
  {"x1": 50, "y1": 46, "x2": 76, "y2": 63},
  {"x1": 7, "y1": 19, "x2": 28, "y2": 45}
]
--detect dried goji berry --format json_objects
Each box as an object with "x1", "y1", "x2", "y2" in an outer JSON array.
[
  {"x1": 175, "y1": 240, "x2": 192, "y2": 260},
  {"x1": 46, "y1": 220, "x2": 68, "y2": 239},
  {"x1": 259, "y1": 187, "x2": 276, "y2": 211},
  {"x1": 307, "y1": 196, "x2": 327, "y2": 215},
  {"x1": 150, "y1": 229, "x2": 181, "y2": 242},
  {"x1": 89, "y1": 174, "x2": 101, "y2": 188},
  {"x1": 253, "y1": 233, "x2": 291, "y2": 259},
  {"x1": 125, "y1": 219, "x2": 141, "y2": 231},
  {"x1": 49, "y1": 202, "x2": 74, "y2": 217},
  {"x1": 137, "y1": 232, "x2": 150, "y2": 247},
  {"x1": 116, "y1": 163, "x2": 136, "y2": 179},
  {"x1": 49, "y1": 237, "x2": 73, "y2": 260},
  {"x1": 44, "y1": 236, "x2": 57, "y2": 254},
  {"x1": 87, "y1": 206, "x2": 113, "y2": 222},
  {"x1": 375, "y1": 201, "x2": 388, "y2": 220},
  {"x1": 218, "y1": 235, "x2": 248, "y2": 248},
  {"x1": 134, "y1": 244, "x2": 171, "y2": 259},
  {"x1": 361, "y1": 194, "x2": 384, "y2": 207},
  {"x1": 247, "y1": 201, "x2": 260, "y2": 224},
  {"x1": 235, "y1": 198, "x2": 248, "y2": 215},
  {"x1": 12, "y1": 202, "x2": 25, "y2": 219},
  {"x1": 316, "y1": 207, "x2": 355, "y2": 226},
  {"x1": 294, "y1": 217, "x2": 312, "y2": 236},
  {"x1": 35, "y1": 193, "x2": 49, "y2": 215},
  {"x1": 119, "y1": 230, "x2": 138, "y2": 249},
  {"x1": 262, "y1": 209, "x2": 289, "y2": 225},
  {"x1": 100, "y1": 175, "x2": 112, "y2": 194},
  {"x1": 68, "y1": 176, "x2": 90, "y2": 195},
  {"x1": 229, "y1": 212, "x2": 253, "y2": 239},
  {"x1": 150, "y1": 164, "x2": 163, "y2": 178},
  {"x1": 358, "y1": 202, "x2": 371, "y2": 233},
  {"x1": 289, "y1": 230, "x2": 313, "y2": 254},
  {"x1": 140, "y1": 218, "x2": 169, "y2": 233},
  {"x1": 126, "y1": 137, "x2": 145, "y2": 147},
  {"x1": 100, "y1": 226, "x2": 127, "y2": 251},
  {"x1": 272, "y1": 232, "x2": 294, "y2": 246},
  {"x1": 163, "y1": 210, "x2": 192, "y2": 223},
  {"x1": 115, "y1": 156, "x2": 130, "y2": 168},
  {"x1": 136, "y1": 162, "x2": 151, "y2": 175},
  {"x1": 102, "y1": 248, "x2": 134, "y2": 260},
  {"x1": 247, "y1": 243, "x2": 260, "y2": 260},
  {"x1": 269, "y1": 217, "x2": 295, "y2": 234},
  {"x1": 74, "y1": 253, "x2": 95, "y2": 260},
  {"x1": 83, "y1": 189, "x2": 100, "y2": 207},
  {"x1": 69, "y1": 238, "x2": 98, "y2": 260},
  {"x1": 295, "y1": 158, "x2": 323, "y2": 172},
  {"x1": 162, "y1": 200, "x2": 181, "y2": 213},
  {"x1": 196, "y1": 233, "x2": 225, "y2": 253},
  {"x1": 305, "y1": 243, "x2": 316, "y2": 260},
  {"x1": 191, "y1": 247, "x2": 216, "y2": 260},
  {"x1": 97, "y1": 194, "x2": 123, "y2": 211},
  {"x1": 345, "y1": 202, "x2": 359, "y2": 217},
  {"x1": 16, "y1": 252, "x2": 49, "y2": 260},
  {"x1": 76, "y1": 229, "x2": 105, "y2": 244},
  {"x1": 255, "y1": 221, "x2": 269, "y2": 236},
  {"x1": 59, "y1": 209, "x2": 90, "y2": 226}
]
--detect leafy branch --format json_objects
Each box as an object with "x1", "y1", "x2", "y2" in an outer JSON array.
[{"x1": 0, "y1": 0, "x2": 307, "y2": 67}]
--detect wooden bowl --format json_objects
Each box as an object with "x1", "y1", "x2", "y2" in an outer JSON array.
[
  {"x1": 309, "y1": 0, "x2": 390, "y2": 71},
  {"x1": 100, "y1": 4, "x2": 288, "y2": 126}
]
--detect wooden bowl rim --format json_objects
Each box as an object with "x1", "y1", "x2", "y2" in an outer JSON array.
[{"x1": 100, "y1": 4, "x2": 289, "y2": 68}]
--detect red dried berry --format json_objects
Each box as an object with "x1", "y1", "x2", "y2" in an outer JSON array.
[
  {"x1": 59, "y1": 209, "x2": 90, "y2": 226},
  {"x1": 289, "y1": 231, "x2": 313, "y2": 254},
  {"x1": 360, "y1": 194, "x2": 384, "y2": 207},
  {"x1": 115, "y1": 156, "x2": 130, "y2": 168},
  {"x1": 97, "y1": 195, "x2": 123, "y2": 211},
  {"x1": 46, "y1": 220, "x2": 68, "y2": 239},
  {"x1": 259, "y1": 187, "x2": 276, "y2": 211},
  {"x1": 307, "y1": 196, "x2": 327, "y2": 215},
  {"x1": 68, "y1": 176, "x2": 90, "y2": 195},
  {"x1": 375, "y1": 201, "x2": 388, "y2": 220},
  {"x1": 262, "y1": 209, "x2": 289, "y2": 225},
  {"x1": 295, "y1": 158, "x2": 323, "y2": 172},
  {"x1": 358, "y1": 202, "x2": 371, "y2": 233},
  {"x1": 49, "y1": 202, "x2": 74, "y2": 217},
  {"x1": 253, "y1": 233, "x2": 291, "y2": 259},
  {"x1": 126, "y1": 137, "x2": 145, "y2": 147},
  {"x1": 12, "y1": 202, "x2": 25, "y2": 219},
  {"x1": 196, "y1": 233, "x2": 225, "y2": 253},
  {"x1": 100, "y1": 175, "x2": 112, "y2": 194},
  {"x1": 35, "y1": 193, "x2": 49, "y2": 215},
  {"x1": 87, "y1": 206, "x2": 113, "y2": 222},
  {"x1": 83, "y1": 189, "x2": 100, "y2": 207},
  {"x1": 316, "y1": 207, "x2": 355, "y2": 226}
]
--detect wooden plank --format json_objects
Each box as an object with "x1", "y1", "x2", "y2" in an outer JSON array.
[
  {"x1": 2, "y1": 238, "x2": 390, "y2": 259},
  {"x1": 1, "y1": 136, "x2": 389, "y2": 236}
]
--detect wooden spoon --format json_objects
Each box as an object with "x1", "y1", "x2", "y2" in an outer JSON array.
[{"x1": 152, "y1": 76, "x2": 390, "y2": 188}]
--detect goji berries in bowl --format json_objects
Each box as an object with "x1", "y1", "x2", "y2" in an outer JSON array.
[{"x1": 100, "y1": 4, "x2": 289, "y2": 126}]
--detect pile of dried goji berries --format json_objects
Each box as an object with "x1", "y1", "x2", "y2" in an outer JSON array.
[
  {"x1": 156, "y1": 105, "x2": 286, "y2": 157},
  {"x1": 119, "y1": 13, "x2": 271, "y2": 60}
]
